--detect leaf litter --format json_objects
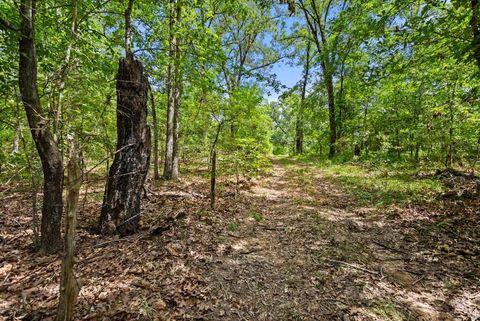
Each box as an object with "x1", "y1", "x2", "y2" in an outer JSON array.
[{"x1": 0, "y1": 159, "x2": 479, "y2": 320}]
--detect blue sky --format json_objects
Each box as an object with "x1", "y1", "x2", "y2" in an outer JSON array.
[
  {"x1": 263, "y1": 10, "x2": 304, "y2": 102},
  {"x1": 266, "y1": 60, "x2": 303, "y2": 101}
]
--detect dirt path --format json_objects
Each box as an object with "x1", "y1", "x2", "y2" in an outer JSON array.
[
  {"x1": 207, "y1": 159, "x2": 480, "y2": 320},
  {"x1": 1, "y1": 158, "x2": 478, "y2": 320}
]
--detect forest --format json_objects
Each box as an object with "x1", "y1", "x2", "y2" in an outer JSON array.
[{"x1": 0, "y1": 0, "x2": 479, "y2": 320}]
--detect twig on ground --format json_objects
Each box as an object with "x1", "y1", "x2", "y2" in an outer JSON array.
[
  {"x1": 326, "y1": 259, "x2": 380, "y2": 276},
  {"x1": 172, "y1": 185, "x2": 206, "y2": 198},
  {"x1": 372, "y1": 240, "x2": 410, "y2": 255},
  {"x1": 412, "y1": 274, "x2": 426, "y2": 285}
]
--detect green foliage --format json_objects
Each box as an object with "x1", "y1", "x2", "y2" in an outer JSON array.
[
  {"x1": 249, "y1": 210, "x2": 263, "y2": 222},
  {"x1": 319, "y1": 162, "x2": 444, "y2": 205},
  {"x1": 1, "y1": 0, "x2": 479, "y2": 190},
  {"x1": 368, "y1": 301, "x2": 403, "y2": 321},
  {"x1": 269, "y1": 0, "x2": 480, "y2": 170}
]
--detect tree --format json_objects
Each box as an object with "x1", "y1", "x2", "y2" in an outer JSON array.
[
  {"x1": 298, "y1": 0, "x2": 340, "y2": 158},
  {"x1": 164, "y1": 0, "x2": 182, "y2": 180},
  {"x1": 99, "y1": 0, "x2": 151, "y2": 235},
  {"x1": 295, "y1": 40, "x2": 311, "y2": 154},
  {"x1": 17, "y1": 0, "x2": 64, "y2": 254}
]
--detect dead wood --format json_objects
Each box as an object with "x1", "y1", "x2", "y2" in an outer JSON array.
[{"x1": 150, "y1": 209, "x2": 187, "y2": 236}]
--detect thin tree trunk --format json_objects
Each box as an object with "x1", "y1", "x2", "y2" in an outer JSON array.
[
  {"x1": 56, "y1": 140, "x2": 82, "y2": 321},
  {"x1": 445, "y1": 82, "x2": 457, "y2": 168},
  {"x1": 54, "y1": 0, "x2": 78, "y2": 154},
  {"x1": 210, "y1": 121, "x2": 223, "y2": 209},
  {"x1": 296, "y1": 41, "x2": 310, "y2": 155},
  {"x1": 19, "y1": 0, "x2": 63, "y2": 254},
  {"x1": 337, "y1": 63, "x2": 346, "y2": 141},
  {"x1": 415, "y1": 143, "x2": 420, "y2": 165},
  {"x1": 395, "y1": 107, "x2": 401, "y2": 159},
  {"x1": 149, "y1": 84, "x2": 159, "y2": 180},
  {"x1": 164, "y1": 0, "x2": 181, "y2": 180},
  {"x1": 11, "y1": 93, "x2": 21, "y2": 154},
  {"x1": 299, "y1": 0, "x2": 336, "y2": 158},
  {"x1": 325, "y1": 70, "x2": 336, "y2": 158},
  {"x1": 99, "y1": 0, "x2": 151, "y2": 235},
  {"x1": 210, "y1": 149, "x2": 216, "y2": 209},
  {"x1": 172, "y1": 6, "x2": 182, "y2": 178}
]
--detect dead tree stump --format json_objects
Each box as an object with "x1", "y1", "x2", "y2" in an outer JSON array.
[{"x1": 99, "y1": 57, "x2": 150, "y2": 235}]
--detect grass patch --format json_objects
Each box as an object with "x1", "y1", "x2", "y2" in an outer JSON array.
[
  {"x1": 368, "y1": 301, "x2": 403, "y2": 321},
  {"x1": 227, "y1": 221, "x2": 239, "y2": 231},
  {"x1": 249, "y1": 210, "x2": 263, "y2": 222},
  {"x1": 318, "y1": 163, "x2": 444, "y2": 205}
]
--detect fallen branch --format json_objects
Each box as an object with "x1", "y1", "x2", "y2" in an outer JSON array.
[
  {"x1": 372, "y1": 240, "x2": 410, "y2": 256},
  {"x1": 172, "y1": 185, "x2": 206, "y2": 198},
  {"x1": 326, "y1": 259, "x2": 380, "y2": 276},
  {"x1": 150, "y1": 209, "x2": 187, "y2": 236},
  {"x1": 412, "y1": 274, "x2": 426, "y2": 285}
]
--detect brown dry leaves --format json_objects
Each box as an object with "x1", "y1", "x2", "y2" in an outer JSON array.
[{"x1": 1, "y1": 162, "x2": 479, "y2": 320}]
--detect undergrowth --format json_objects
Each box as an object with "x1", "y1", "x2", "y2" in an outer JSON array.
[{"x1": 274, "y1": 155, "x2": 446, "y2": 206}]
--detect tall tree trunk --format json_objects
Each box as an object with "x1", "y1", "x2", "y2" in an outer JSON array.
[
  {"x1": 164, "y1": 0, "x2": 181, "y2": 180},
  {"x1": 99, "y1": 0, "x2": 150, "y2": 235},
  {"x1": 172, "y1": 3, "x2": 182, "y2": 177},
  {"x1": 210, "y1": 121, "x2": 223, "y2": 209},
  {"x1": 299, "y1": 0, "x2": 336, "y2": 158},
  {"x1": 54, "y1": 0, "x2": 78, "y2": 152},
  {"x1": 149, "y1": 84, "x2": 159, "y2": 180},
  {"x1": 337, "y1": 63, "x2": 346, "y2": 141},
  {"x1": 445, "y1": 81, "x2": 457, "y2": 168},
  {"x1": 325, "y1": 70, "x2": 336, "y2": 158},
  {"x1": 295, "y1": 41, "x2": 310, "y2": 155},
  {"x1": 19, "y1": 0, "x2": 63, "y2": 254}
]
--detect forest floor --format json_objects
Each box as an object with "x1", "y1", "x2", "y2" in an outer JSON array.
[{"x1": 1, "y1": 157, "x2": 479, "y2": 321}]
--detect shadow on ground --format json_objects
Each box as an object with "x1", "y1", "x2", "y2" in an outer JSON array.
[{"x1": 0, "y1": 158, "x2": 478, "y2": 320}]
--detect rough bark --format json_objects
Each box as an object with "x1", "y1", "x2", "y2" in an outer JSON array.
[
  {"x1": 164, "y1": 0, "x2": 181, "y2": 180},
  {"x1": 99, "y1": 0, "x2": 150, "y2": 235},
  {"x1": 56, "y1": 141, "x2": 82, "y2": 321},
  {"x1": 99, "y1": 57, "x2": 150, "y2": 235},
  {"x1": 19, "y1": 0, "x2": 63, "y2": 254}
]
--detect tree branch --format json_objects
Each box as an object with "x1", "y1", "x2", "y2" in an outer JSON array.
[
  {"x1": 0, "y1": 15, "x2": 19, "y2": 32},
  {"x1": 246, "y1": 55, "x2": 291, "y2": 73}
]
